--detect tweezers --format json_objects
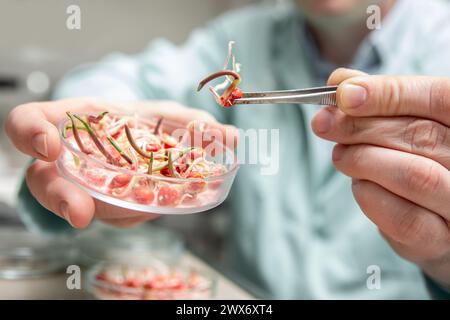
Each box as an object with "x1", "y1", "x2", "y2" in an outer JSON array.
[{"x1": 233, "y1": 85, "x2": 337, "y2": 106}]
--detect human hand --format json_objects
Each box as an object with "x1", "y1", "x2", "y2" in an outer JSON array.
[
  {"x1": 5, "y1": 98, "x2": 237, "y2": 228},
  {"x1": 312, "y1": 68, "x2": 450, "y2": 288}
]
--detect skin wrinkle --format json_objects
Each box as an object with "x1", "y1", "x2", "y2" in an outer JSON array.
[
  {"x1": 402, "y1": 118, "x2": 419, "y2": 154},
  {"x1": 428, "y1": 79, "x2": 437, "y2": 121},
  {"x1": 403, "y1": 119, "x2": 442, "y2": 155},
  {"x1": 387, "y1": 202, "x2": 422, "y2": 245},
  {"x1": 348, "y1": 114, "x2": 359, "y2": 136},
  {"x1": 427, "y1": 121, "x2": 442, "y2": 153},
  {"x1": 403, "y1": 157, "x2": 441, "y2": 197},
  {"x1": 396, "y1": 204, "x2": 430, "y2": 245},
  {"x1": 409, "y1": 209, "x2": 448, "y2": 249},
  {"x1": 440, "y1": 125, "x2": 450, "y2": 161},
  {"x1": 429, "y1": 78, "x2": 450, "y2": 126},
  {"x1": 386, "y1": 77, "x2": 402, "y2": 116}
]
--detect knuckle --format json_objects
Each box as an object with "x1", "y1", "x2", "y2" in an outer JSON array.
[
  {"x1": 395, "y1": 208, "x2": 432, "y2": 244},
  {"x1": 349, "y1": 145, "x2": 366, "y2": 167},
  {"x1": 381, "y1": 77, "x2": 403, "y2": 114},
  {"x1": 328, "y1": 68, "x2": 347, "y2": 82},
  {"x1": 429, "y1": 79, "x2": 450, "y2": 119},
  {"x1": 403, "y1": 158, "x2": 441, "y2": 194},
  {"x1": 345, "y1": 116, "x2": 361, "y2": 136},
  {"x1": 334, "y1": 67, "x2": 348, "y2": 74},
  {"x1": 403, "y1": 119, "x2": 447, "y2": 154}
]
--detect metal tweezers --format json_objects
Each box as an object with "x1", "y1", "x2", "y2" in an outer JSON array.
[{"x1": 233, "y1": 85, "x2": 337, "y2": 106}]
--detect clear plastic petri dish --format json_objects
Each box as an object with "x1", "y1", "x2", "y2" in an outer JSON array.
[
  {"x1": 86, "y1": 260, "x2": 217, "y2": 300},
  {"x1": 76, "y1": 224, "x2": 184, "y2": 266},
  {"x1": 0, "y1": 227, "x2": 77, "y2": 279},
  {"x1": 56, "y1": 113, "x2": 239, "y2": 215}
]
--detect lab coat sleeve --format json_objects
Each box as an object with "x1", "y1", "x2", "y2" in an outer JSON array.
[{"x1": 16, "y1": 9, "x2": 244, "y2": 234}]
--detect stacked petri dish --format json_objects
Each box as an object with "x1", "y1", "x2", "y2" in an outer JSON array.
[
  {"x1": 77, "y1": 224, "x2": 217, "y2": 300},
  {"x1": 87, "y1": 261, "x2": 217, "y2": 300}
]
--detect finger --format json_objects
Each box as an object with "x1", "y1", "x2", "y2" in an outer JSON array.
[
  {"x1": 336, "y1": 75, "x2": 450, "y2": 126},
  {"x1": 93, "y1": 199, "x2": 160, "y2": 220},
  {"x1": 332, "y1": 144, "x2": 450, "y2": 220},
  {"x1": 312, "y1": 107, "x2": 450, "y2": 169},
  {"x1": 26, "y1": 160, "x2": 95, "y2": 228},
  {"x1": 351, "y1": 179, "x2": 449, "y2": 254},
  {"x1": 5, "y1": 98, "x2": 116, "y2": 161},
  {"x1": 380, "y1": 230, "x2": 450, "y2": 269},
  {"x1": 327, "y1": 68, "x2": 368, "y2": 86},
  {"x1": 5, "y1": 104, "x2": 61, "y2": 161}
]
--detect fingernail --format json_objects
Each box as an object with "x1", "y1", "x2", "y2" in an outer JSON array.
[
  {"x1": 60, "y1": 201, "x2": 73, "y2": 227},
  {"x1": 340, "y1": 84, "x2": 367, "y2": 109},
  {"x1": 314, "y1": 108, "x2": 333, "y2": 133},
  {"x1": 332, "y1": 144, "x2": 346, "y2": 162},
  {"x1": 32, "y1": 133, "x2": 48, "y2": 158}
]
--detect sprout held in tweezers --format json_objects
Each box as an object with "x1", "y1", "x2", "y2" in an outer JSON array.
[{"x1": 197, "y1": 41, "x2": 243, "y2": 107}]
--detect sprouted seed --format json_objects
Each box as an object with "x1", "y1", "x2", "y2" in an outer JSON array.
[
  {"x1": 61, "y1": 112, "x2": 228, "y2": 207},
  {"x1": 197, "y1": 41, "x2": 243, "y2": 107}
]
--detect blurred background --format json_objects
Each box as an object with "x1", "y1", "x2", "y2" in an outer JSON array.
[{"x1": 0, "y1": 0, "x2": 261, "y2": 264}]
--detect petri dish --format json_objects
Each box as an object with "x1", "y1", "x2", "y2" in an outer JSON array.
[
  {"x1": 86, "y1": 260, "x2": 217, "y2": 300},
  {"x1": 0, "y1": 227, "x2": 77, "y2": 279},
  {"x1": 76, "y1": 224, "x2": 184, "y2": 266},
  {"x1": 56, "y1": 113, "x2": 239, "y2": 214}
]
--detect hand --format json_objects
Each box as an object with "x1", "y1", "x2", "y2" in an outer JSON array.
[
  {"x1": 5, "y1": 98, "x2": 237, "y2": 228},
  {"x1": 312, "y1": 68, "x2": 450, "y2": 288}
]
